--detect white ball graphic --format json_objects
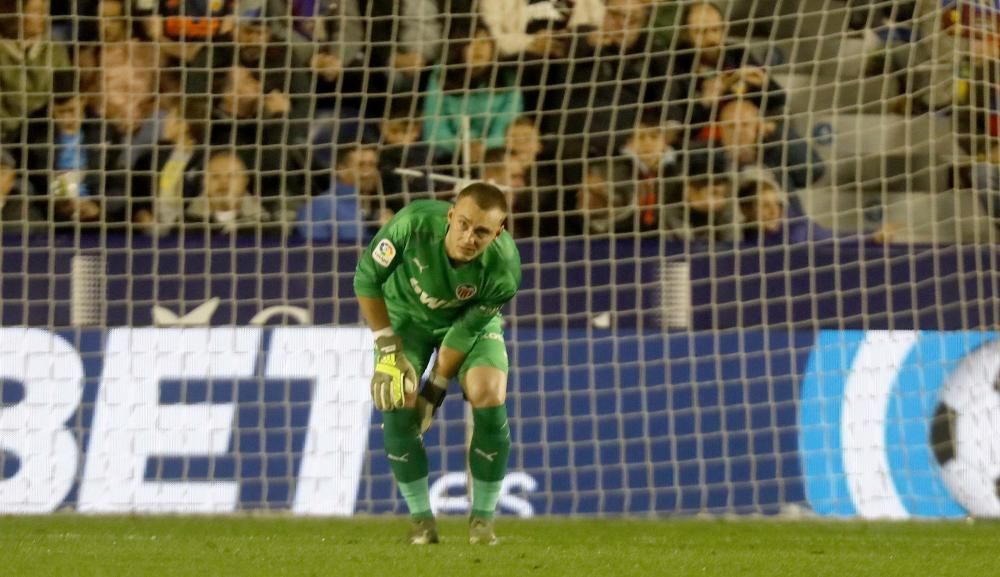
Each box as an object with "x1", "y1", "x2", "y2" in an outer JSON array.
[{"x1": 931, "y1": 339, "x2": 1000, "y2": 517}]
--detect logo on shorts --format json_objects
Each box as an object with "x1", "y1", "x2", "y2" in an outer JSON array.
[
  {"x1": 372, "y1": 239, "x2": 396, "y2": 267},
  {"x1": 456, "y1": 284, "x2": 477, "y2": 300}
]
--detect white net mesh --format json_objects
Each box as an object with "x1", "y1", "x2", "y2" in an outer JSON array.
[{"x1": 1, "y1": 0, "x2": 1000, "y2": 518}]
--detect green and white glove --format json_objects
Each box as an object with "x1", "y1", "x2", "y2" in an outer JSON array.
[{"x1": 370, "y1": 329, "x2": 418, "y2": 411}]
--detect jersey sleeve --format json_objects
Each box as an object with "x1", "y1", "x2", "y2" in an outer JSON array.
[
  {"x1": 441, "y1": 253, "x2": 522, "y2": 354},
  {"x1": 353, "y1": 207, "x2": 414, "y2": 298}
]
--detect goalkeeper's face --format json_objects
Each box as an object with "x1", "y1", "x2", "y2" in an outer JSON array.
[{"x1": 444, "y1": 196, "x2": 506, "y2": 264}]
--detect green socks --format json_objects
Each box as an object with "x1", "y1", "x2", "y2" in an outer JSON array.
[
  {"x1": 471, "y1": 478, "x2": 502, "y2": 519},
  {"x1": 398, "y1": 478, "x2": 432, "y2": 518},
  {"x1": 382, "y1": 409, "x2": 431, "y2": 517},
  {"x1": 384, "y1": 406, "x2": 511, "y2": 519},
  {"x1": 469, "y1": 406, "x2": 511, "y2": 518}
]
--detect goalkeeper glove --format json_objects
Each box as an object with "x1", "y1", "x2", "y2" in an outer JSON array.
[
  {"x1": 416, "y1": 372, "x2": 448, "y2": 433},
  {"x1": 370, "y1": 329, "x2": 417, "y2": 411}
]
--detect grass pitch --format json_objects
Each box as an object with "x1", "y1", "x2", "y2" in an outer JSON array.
[{"x1": 3, "y1": 515, "x2": 994, "y2": 577}]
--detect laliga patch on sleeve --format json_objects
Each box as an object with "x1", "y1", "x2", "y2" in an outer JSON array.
[{"x1": 372, "y1": 239, "x2": 397, "y2": 267}]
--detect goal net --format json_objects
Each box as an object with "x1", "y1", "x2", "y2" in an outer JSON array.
[{"x1": 1, "y1": 0, "x2": 1000, "y2": 519}]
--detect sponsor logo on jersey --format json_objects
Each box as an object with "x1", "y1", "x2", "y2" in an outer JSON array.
[
  {"x1": 412, "y1": 257, "x2": 428, "y2": 273},
  {"x1": 477, "y1": 304, "x2": 501, "y2": 316},
  {"x1": 409, "y1": 278, "x2": 464, "y2": 310},
  {"x1": 372, "y1": 239, "x2": 396, "y2": 267},
  {"x1": 456, "y1": 284, "x2": 477, "y2": 300}
]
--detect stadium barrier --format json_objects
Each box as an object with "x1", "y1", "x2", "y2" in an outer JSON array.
[
  {"x1": 2, "y1": 326, "x2": 996, "y2": 519},
  {"x1": 2, "y1": 235, "x2": 999, "y2": 330}
]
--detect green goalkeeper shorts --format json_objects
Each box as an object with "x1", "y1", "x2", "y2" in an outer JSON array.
[{"x1": 399, "y1": 316, "x2": 508, "y2": 385}]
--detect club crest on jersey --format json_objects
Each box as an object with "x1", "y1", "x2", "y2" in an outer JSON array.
[
  {"x1": 456, "y1": 284, "x2": 477, "y2": 300},
  {"x1": 372, "y1": 239, "x2": 396, "y2": 267}
]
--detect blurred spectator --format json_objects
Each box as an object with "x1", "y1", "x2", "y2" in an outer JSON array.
[
  {"x1": 214, "y1": 65, "x2": 285, "y2": 121},
  {"x1": 422, "y1": 24, "x2": 523, "y2": 165},
  {"x1": 706, "y1": 98, "x2": 825, "y2": 194},
  {"x1": 662, "y1": 145, "x2": 739, "y2": 243},
  {"x1": 96, "y1": 39, "x2": 160, "y2": 132},
  {"x1": 649, "y1": 0, "x2": 681, "y2": 51},
  {"x1": 737, "y1": 166, "x2": 829, "y2": 246},
  {"x1": 296, "y1": 143, "x2": 392, "y2": 243},
  {"x1": 0, "y1": 149, "x2": 45, "y2": 232},
  {"x1": 186, "y1": 25, "x2": 311, "y2": 131},
  {"x1": 544, "y1": 0, "x2": 681, "y2": 161},
  {"x1": 221, "y1": 15, "x2": 313, "y2": 145},
  {"x1": 367, "y1": 0, "x2": 441, "y2": 90},
  {"x1": 673, "y1": 1, "x2": 785, "y2": 131},
  {"x1": 240, "y1": 0, "x2": 359, "y2": 75},
  {"x1": 480, "y1": 147, "x2": 526, "y2": 192},
  {"x1": 76, "y1": 0, "x2": 140, "y2": 79},
  {"x1": 564, "y1": 157, "x2": 636, "y2": 236},
  {"x1": 738, "y1": 166, "x2": 894, "y2": 246},
  {"x1": 185, "y1": 148, "x2": 274, "y2": 236},
  {"x1": 623, "y1": 115, "x2": 680, "y2": 176},
  {"x1": 208, "y1": 63, "x2": 308, "y2": 215},
  {"x1": 505, "y1": 115, "x2": 544, "y2": 166},
  {"x1": 477, "y1": 0, "x2": 603, "y2": 113},
  {"x1": 233, "y1": 9, "x2": 313, "y2": 83},
  {"x1": 92, "y1": 41, "x2": 165, "y2": 224},
  {"x1": 481, "y1": 146, "x2": 558, "y2": 238},
  {"x1": 479, "y1": 148, "x2": 523, "y2": 224},
  {"x1": 137, "y1": 0, "x2": 234, "y2": 81},
  {"x1": 381, "y1": 99, "x2": 425, "y2": 149},
  {"x1": 48, "y1": 0, "x2": 81, "y2": 41},
  {"x1": 225, "y1": 10, "x2": 312, "y2": 87},
  {"x1": 130, "y1": 100, "x2": 207, "y2": 236},
  {"x1": 0, "y1": 0, "x2": 71, "y2": 141},
  {"x1": 379, "y1": 96, "x2": 435, "y2": 200},
  {"x1": 331, "y1": 0, "x2": 441, "y2": 119},
  {"x1": 145, "y1": 0, "x2": 235, "y2": 47},
  {"x1": 479, "y1": 0, "x2": 603, "y2": 57},
  {"x1": 621, "y1": 112, "x2": 680, "y2": 230},
  {"x1": 25, "y1": 69, "x2": 104, "y2": 223},
  {"x1": 308, "y1": 0, "x2": 364, "y2": 108},
  {"x1": 503, "y1": 115, "x2": 559, "y2": 235}
]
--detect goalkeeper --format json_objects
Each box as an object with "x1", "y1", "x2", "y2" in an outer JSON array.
[{"x1": 354, "y1": 183, "x2": 521, "y2": 545}]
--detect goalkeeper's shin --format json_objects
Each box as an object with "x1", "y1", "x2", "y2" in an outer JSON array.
[{"x1": 416, "y1": 373, "x2": 448, "y2": 434}]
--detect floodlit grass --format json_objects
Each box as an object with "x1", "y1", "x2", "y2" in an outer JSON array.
[{"x1": 3, "y1": 515, "x2": 995, "y2": 576}]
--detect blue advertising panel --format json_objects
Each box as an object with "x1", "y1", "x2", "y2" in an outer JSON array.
[
  {"x1": 8, "y1": 325, "x2": 998, "y2": 519},
  {"x1": 800, "y1": 330, "x2": 1000, "y2": 519},
  {"x1": 0, "y1": 327, "x2": 813, "y2": 517}
]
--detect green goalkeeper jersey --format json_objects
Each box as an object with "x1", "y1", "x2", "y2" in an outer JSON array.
[{"x1": 354, "y1": 200, "x2": 522, "y2": 355}]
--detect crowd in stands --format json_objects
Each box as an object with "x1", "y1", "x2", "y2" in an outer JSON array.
[{"x1": 0, "y1": 0, "x2": 981, "y2": 245}]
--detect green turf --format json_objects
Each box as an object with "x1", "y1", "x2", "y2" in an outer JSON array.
[{"x1": 3, "y1": 515, "x2": 995, "y2": 576}]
